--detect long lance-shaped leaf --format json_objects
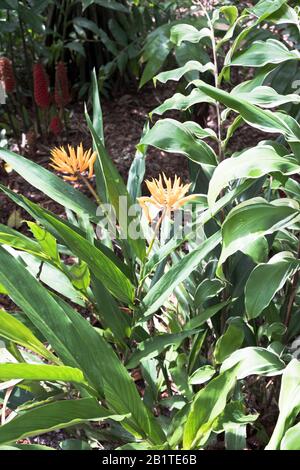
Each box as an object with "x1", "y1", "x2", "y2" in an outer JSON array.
[
  {"x1": 0, "y1": 398, "x2": 127, "y2": 446},
  {"x1": 183, "y1": 366, "x2": 239, "y2": 449},
  {"x1": 0, "y1": 309, "x2": 58, "y2": 364},
  {"x1": 266, "y1": 359, "x2": 300, "y2": 450},
  {"x1": 0, "y1": 246, "x2": 105, "y2": 394},
  {"x1": 208, "y1": 145, "x2": 300, "y2": 209},
  {"x1": 55, "y1": 296, "x2": 166, "y2": 444},
  {"x1": 138, "y1": 231, "x2": 221, "y2": 321},
  {"x1": 0, "y1": 148, "x2": 97, "y2": 219},
  {"x1": 86, "y1": 109, "x2": 146, "y2": 261},
  {"x1": 0, "y1": 224, "x2": 45, "y2": 258},
  {"x1": 126, "y1": 330, "x2": 200, "y2": 369},
  {"x1": 195, "y1": 81, "x2": 300, "y2": 144},
  {"x1": 91, "y1": 67, "x2": 107, "y2": 203},
  {"x1": 0, "y1": 363, "x2": 86, "y2": 384}
]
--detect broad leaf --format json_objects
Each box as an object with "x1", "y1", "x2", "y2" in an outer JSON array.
[
  {"x1": 231, "y1": 39, "x2": 300, "y2": 67},
  {"x1": 267, "y1": 360, "x2": 300, "y2": 450},
  {"x1": 0, "y1": 363, "x2": 86, "y2": 384},
  {"x1": 221, "y1": 347, "x2": 285, "y2": 379},
  {"x1": 208, "y1": 145, "x2": 300, "y2": 208},
  {"x1": 0, "y1": 398, "x2": 126, "y2": 446},
  {"x1": 245, "y1": 252, "x2": 300, "y2": 319},
  {"x1": 183, "y1": 366, "x2": 238, "y2": 449},
  {"x1": 139, "y1": 118, "x2": 217, "y2": 167}
]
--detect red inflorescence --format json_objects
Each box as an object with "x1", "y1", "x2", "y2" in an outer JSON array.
[
  {"x1": 0, "y1": 57, "x2": 16, "y2": 93},
  {"x1": 49, "y1": 115, "x2": 63, "y2": 135},
  {"x1": 33, "y1": 63, "x2": 51, "y2": 109},
  {"x1": 55, "y1": 61, "x2": 71, "y2": 107}
]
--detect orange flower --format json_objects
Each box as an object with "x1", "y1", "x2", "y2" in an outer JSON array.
[
  {"x1": 138, "y1": 174, "x2": 197, "y2": 222},
  {"x1": 50, "y1": 143, "x2": 96, "y2": 181}
]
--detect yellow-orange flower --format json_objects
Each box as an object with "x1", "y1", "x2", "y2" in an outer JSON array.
[
  {"x1": 50, "y1": 143, "x2": 96, "y2": 181},
  {"x1": 138, "y1": 174, "x2": 197, "y2": 222}
]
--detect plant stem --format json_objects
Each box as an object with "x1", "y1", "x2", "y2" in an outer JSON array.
[
  {"x1": 196, "y1": 0, "x2": 223, "y2": 162},
  {"x1": 79, "y1": 174, "x2": 101, "y2": 206},
  {"x1": 146, "y1": 209, "x2": 166, "y2": 259}
]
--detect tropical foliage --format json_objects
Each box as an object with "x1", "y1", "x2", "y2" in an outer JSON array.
[{"x1": 0, "y1": 0, "x2": 300, "y2": 451}]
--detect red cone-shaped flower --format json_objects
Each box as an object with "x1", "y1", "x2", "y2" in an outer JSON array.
[
  {"x1": 49, "y1": 115, "x2": 62, "y2": 135},
  {"x1": 33, "y1": 63, "x2": 51, "y2": 109},
  {"x1": 0, "y1": 57, "x2": 16, "y2": 93},
  {"x1": 55, "y1": 61, "x2": 70, "y2": 107}
]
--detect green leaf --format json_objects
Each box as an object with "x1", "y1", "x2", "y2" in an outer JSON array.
[
  {"x1": 267, "y1": 360, "x2": 300, "y2": 450},
  {"x1": 221, "y1": 347, "x2": 285, "y2": 379},
  {"x1": 194, "y1": 279, "x2": 224, "y2": 308},
  {"x1": 126, "y1": 330, "x2": 199, "y2": 369},
  {"x1": 28, "y1": 222, "x2": 59, "y2": 262},
  {"x1": 140, "y1": 28, "x2": 172, "y2": 88},
  {"x1": 245, "y1": 252, "x2": 300, "y2": 319},
  {"x1": 231, "y1": 85, "x2": 300, "y2": 109},
  {"x1": 151, "y1": 88, "x2": 215, "y2": 117},
  {"x1": 183, "y1": 366, "x2": 238, "y2": 449},
  {"x1": 231, "y1": 39, "x2": 300, "y2": 67},
  {"x1": 185, "y1": 301, "x2": 229, "y2": 330},
  {"x1": 139, "y1": 119, "x2": 217, "y2": 167},
  {"x1": 208, "y1": 145, "x2": 300, "y2": 209},
  {"x1": 0, "y1": 309, "x2": 58, "y2": 364},
  {"x1": 0, "y1": 148, "x2": 97, "y2": 220},
  {"x1": 138, "y1": 231, "x2": 221, "y2": 321},
  {"x1": 214, "y1": 324, "x2": 244, "y2": 364},
  {"x1": 0, "y1": 248, "x2": 164, "y2": 443},
  {"x1": 0, "y1": 184, "x2": 131, "y2": 279},
  {"x1": 154, "y1": 61, "x2": 214, "y2": 85},
  {"x1": 195, "y1": 82, "x2": 300, "y2": 144},
  {"x1": 170, "y1": 24, "x2": 211, "y2": 46},
  {"x1": 188, "y1": 365, "x2": 215, "y2": 385},
  {"x1": 91, "y1": 276, "x2": 131, "y2": 345},
  {"x1": 22, "y1": 201, "x2": 135, "y2": 304},
  {"x1": 127, "y1": 122, "x2": 148, "y2": 201},
  {"x1": 0, "y1": 363, "x2": 86, "y2": 384},
  {"x1": 0, "y1": 398, "x2": 127, "y2": 446},
  {"x1": 86, "y1": 109, "x2": 146, "y2": 261},
  {"x1": 91, "y1": 68, "x2": 107, "y2": 203},
  {"x1": 218, "y1": 198, "x2": 299, "y2": 277},
  {"x1": 249, "y1": 0, "x2": 288, "y2": 21},
  {"x1": 281, "y1": 422, "x2": 300, "y2": 450},
  {"x1": 0, "y1": 224, "x2": 44, "y2": 258}
]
